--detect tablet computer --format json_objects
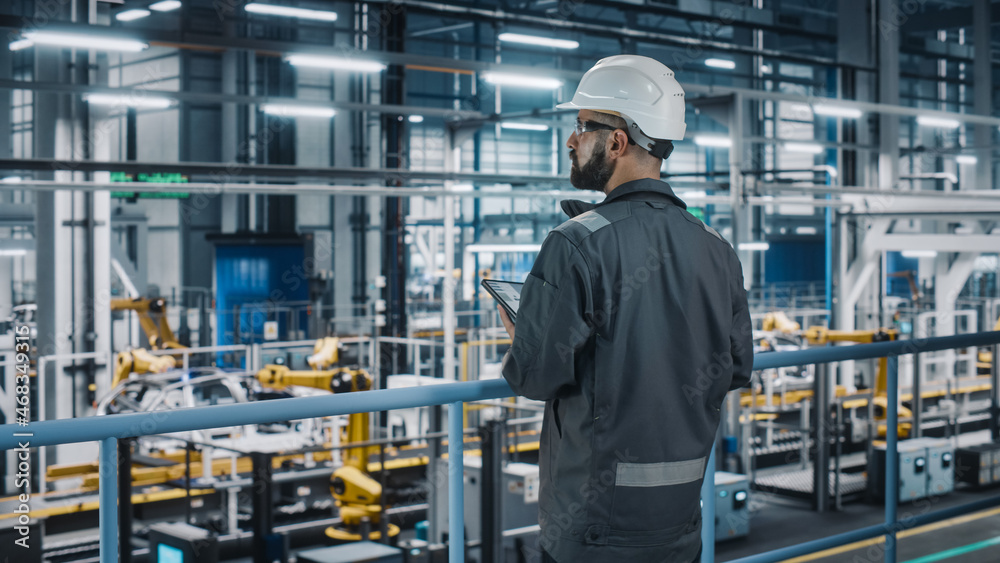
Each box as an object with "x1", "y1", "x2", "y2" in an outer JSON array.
[{"x1": 481, "y1": 279, "x2": 524, "y2": 323}]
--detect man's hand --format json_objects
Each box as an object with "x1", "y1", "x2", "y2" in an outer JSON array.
[{"x1": 497, "y1": 305, "x2": 515, "y2": 339}]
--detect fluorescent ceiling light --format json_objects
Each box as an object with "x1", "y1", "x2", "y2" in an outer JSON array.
[
  {"x1": 497, "y1": 33, "x2": 579, "y2": 50},
  {"x1": 795, "y1": 226, "x2": 818, "y2": 235},
  {"x1": 85, "y1": 93, "x2": 173, "y2": 108},
  {"x1": 0, "y1": 250, "x2": 28, "y2": 257},
  {"x1": 245, "y1": 3, "x2": 338, "y2": 21},
  {"x1": 408, "y1": 115, "x2": 424, "y2": 123},
  {"x1": 784, "y1": 142, "x2": 824, "y2": 154},
  {"x1": 956, "y1": 155, "x2": 977, "y2": 165},
  {"x1": 261, "y1": 104, "x2": 336, "y2": 118},
  {"x1": 9, "y1": 38, "x2": 33, "y2": 51},
  {"x1": 483, "y1": 72, "x2": 561, "y2": 90},
  {"x1": 22, "y1": 31, "x2": 147, "y2": 52},
  {"x1": 149, "y1": 0, "x2": 182, "y2": 11},
  {"x1": 501, "y1": 122, "x2": 549, "y2": 131},
  {"x1": 682, "y1": 190, "x2": 708, "y2": 199},
  {"x1": 693, "y1": 135, "x2": 732, "y2": 148},
  {"x1": 116, "y1": 9, "x2": 151, "y2": 21},
  {"x1": 286, "y1": 54, "x2": 385, "y2": 72},
  {"x1": 812, "y1": 104, "x2": 863, "y2": 119},
  {"x1": 738, "y1": 242, "x2": 770, "y2": 251},
  {"x1": 1, "y1": 176, "x2": 22, "y2": 184},
  {"x1": 901, "y1": 250, "x2": 937, "y2": 258},
  {"x1": 705, "y1": 58, "x2": 736, "y2": 70},
  {"x1": 916, "y1": 115, "x2": 961, "y2": 129}
]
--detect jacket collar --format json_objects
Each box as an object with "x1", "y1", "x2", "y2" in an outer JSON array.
[{"x1": 560, "y1": 178, "x2": 687, "y2": 218}]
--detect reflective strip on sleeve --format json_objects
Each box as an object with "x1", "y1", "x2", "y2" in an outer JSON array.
[
  {"x1": 615, "y1": 457, "x2": 707, "y2": 487},
  {"x1": 570, "y1": 210, "x2": 612, "y2": 233}
]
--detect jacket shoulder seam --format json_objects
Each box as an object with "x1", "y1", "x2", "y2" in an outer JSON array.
[{"x1": 553, "y1": 203, "x2": 632, "y2": 245}]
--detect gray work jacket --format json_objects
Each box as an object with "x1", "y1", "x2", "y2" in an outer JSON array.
[{"x1": 502, "y1": 178, "x2": 753, "y2": 562}]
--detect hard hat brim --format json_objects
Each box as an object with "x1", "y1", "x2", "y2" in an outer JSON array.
[{"x1": 555, "y1": 100, "x2": 686, "y2": 141}]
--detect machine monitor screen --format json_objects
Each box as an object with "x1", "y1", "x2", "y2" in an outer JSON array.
[
  {"x1": 158, "y1": 544, "x2": 185, "y2": 563},
  {"x1": 481, "y1": 279, "x2": 524, "y2": 323}
]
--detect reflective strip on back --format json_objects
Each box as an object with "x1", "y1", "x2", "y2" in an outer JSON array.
[
  {"x1": 615, "y1": 457, "x2": 707, "y2": 487},
  {"x1": 571, "y1": 210, "x2": 612, "y2": 233}
]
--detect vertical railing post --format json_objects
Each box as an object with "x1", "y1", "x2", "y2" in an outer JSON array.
[
  {"x1": 118, "y1": 439, "x2": 133, "y2": 563},
  {"x1": 428, "y1": 404, "x2": 443, "y2": 543},
  {"x1": 481, "y1": 419, "x2": 504, "y2": 563},
  {"x1": 100, "y1": 436, "x2": 118, "y2": 563},
  {"x1": 814, "y1": 363, "x2": 830, "y2": 512},
  {"x1": 885, "y1": 355, "x2": 899, "y2": 563},
  {"x1": 251, "y1": 452, "x2": 274, "y2": 563},
  {"x1": 700, "y1": 447, "x2": 716, "y2": 563},
  {"x1": 449, "y1": 401, "x2": 465, "y2": 563},
  {"x1": 913, "y1": 353, "x2": 922, "y2": 438}
]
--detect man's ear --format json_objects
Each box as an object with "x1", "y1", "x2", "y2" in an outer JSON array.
[{"x1": 607, "y1": 130, "x2": 629, "y2": 159}]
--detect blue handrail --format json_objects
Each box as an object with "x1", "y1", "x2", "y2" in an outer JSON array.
[
  {"x1": 0, "y1": 379, "x2": 514, "y2": 450},
  {"x1": 752, "y1": 330, "x2": 1000, "y2": 370},
  {"x1": 1, "y1": 330, "x2": 998, "y2": 563}
]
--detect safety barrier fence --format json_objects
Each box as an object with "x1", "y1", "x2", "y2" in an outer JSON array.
[{"x1": 1, "y1": 331, "x2": 999, "y2": 563}]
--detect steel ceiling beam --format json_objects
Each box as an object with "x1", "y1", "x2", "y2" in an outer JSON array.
[
  {"x1": 0, "y1": 79, "x2": 486, "y2": 121},
  {"x1": 0, "y1": 157, "x2": 565, "y2": 185}
]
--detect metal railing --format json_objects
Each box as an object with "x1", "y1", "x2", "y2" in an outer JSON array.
[
  {"x1": 1, "y1": 331, "x2": 999, "y2": 563},
  {"x1": 728, "y1": 330, "x2": 1000, "y2": 563}
]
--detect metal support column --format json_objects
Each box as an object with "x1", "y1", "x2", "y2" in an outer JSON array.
[
  {"x1": 991, "y1": 345, "x2": 999, "y2": 440},
  {"x1": 480, "y1": 420, "x2": 503, "y2": 563},
  {"x1": 876, "y1": 0, "x2": 900, "y2": 191},
  {"x1": 118, "y1": 439, "x2": 133, "y2": 563},
  {"x1": 885, "y1": 356, "x2": 899, "y2": 563},
  {"x1": 813, "y1": 363, "x2": 830, "y2": 512},
  {"x1": 443, "y1": 129, "x2": 458, "y2": 381},
  {"x1": 448, "y1": 401, "x2": 465, "y2": 563},
  {"x1": 729, "y1": 93, "x2": 752, "y2": 288},
  {"x1": 972, "y1": 0, "x2": 993, "y2": 192},
  {"x1": 380, "y1": 3, "x2": 408, "y2": 384},
  {"x1": 251, "y1": 452, "x2": 274, "y2": 563},
  {"x1": 100, "y1": 437, "x2": 118, "y2": 563}
]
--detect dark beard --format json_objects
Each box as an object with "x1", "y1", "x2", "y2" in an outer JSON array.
[{"x1": 570, "y1": 142, "x2": 614, "y2": 192}]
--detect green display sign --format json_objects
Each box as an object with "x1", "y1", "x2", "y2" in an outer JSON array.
[
  {"x1": 111, "y1": 171, "x2": 190, "y2": 199},
  {"x1": 689, "y1": 207, "x2": 706, "y2": 222}
]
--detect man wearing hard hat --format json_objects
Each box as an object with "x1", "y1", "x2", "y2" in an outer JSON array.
[{"x1": 499, "y1": 55, "x2": 754, "y2": 563}]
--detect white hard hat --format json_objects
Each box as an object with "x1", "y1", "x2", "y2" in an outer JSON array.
[{"x1": 557, "y1": 55, "x2": 687, "y2": 153}]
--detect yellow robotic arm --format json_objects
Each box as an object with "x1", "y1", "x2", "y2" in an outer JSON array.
[
  {"x1": 254, "y1": 363, "x2": 400, "y2": 541},
  {"x1": 762, "y1": 311, "x2": 801, "y2": 334},
  {"x1": 113, "y1": 348, "x2": 176, "y2": 389},
  {"x1": 805, "y1": 326, "x2": 909, "y2": 438},
  {"x1": 804, "y1": 326, "x2": 897, "y2": 346},
  {"x1": 307, "y1": 336, "x2": 341, "y2": 370},
  {"x1": 111, "y1": 298, "x2": 186, "y2": 350},
  {"x1": 254, "y1": 364, "x2": 374, "y2": 469}
]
